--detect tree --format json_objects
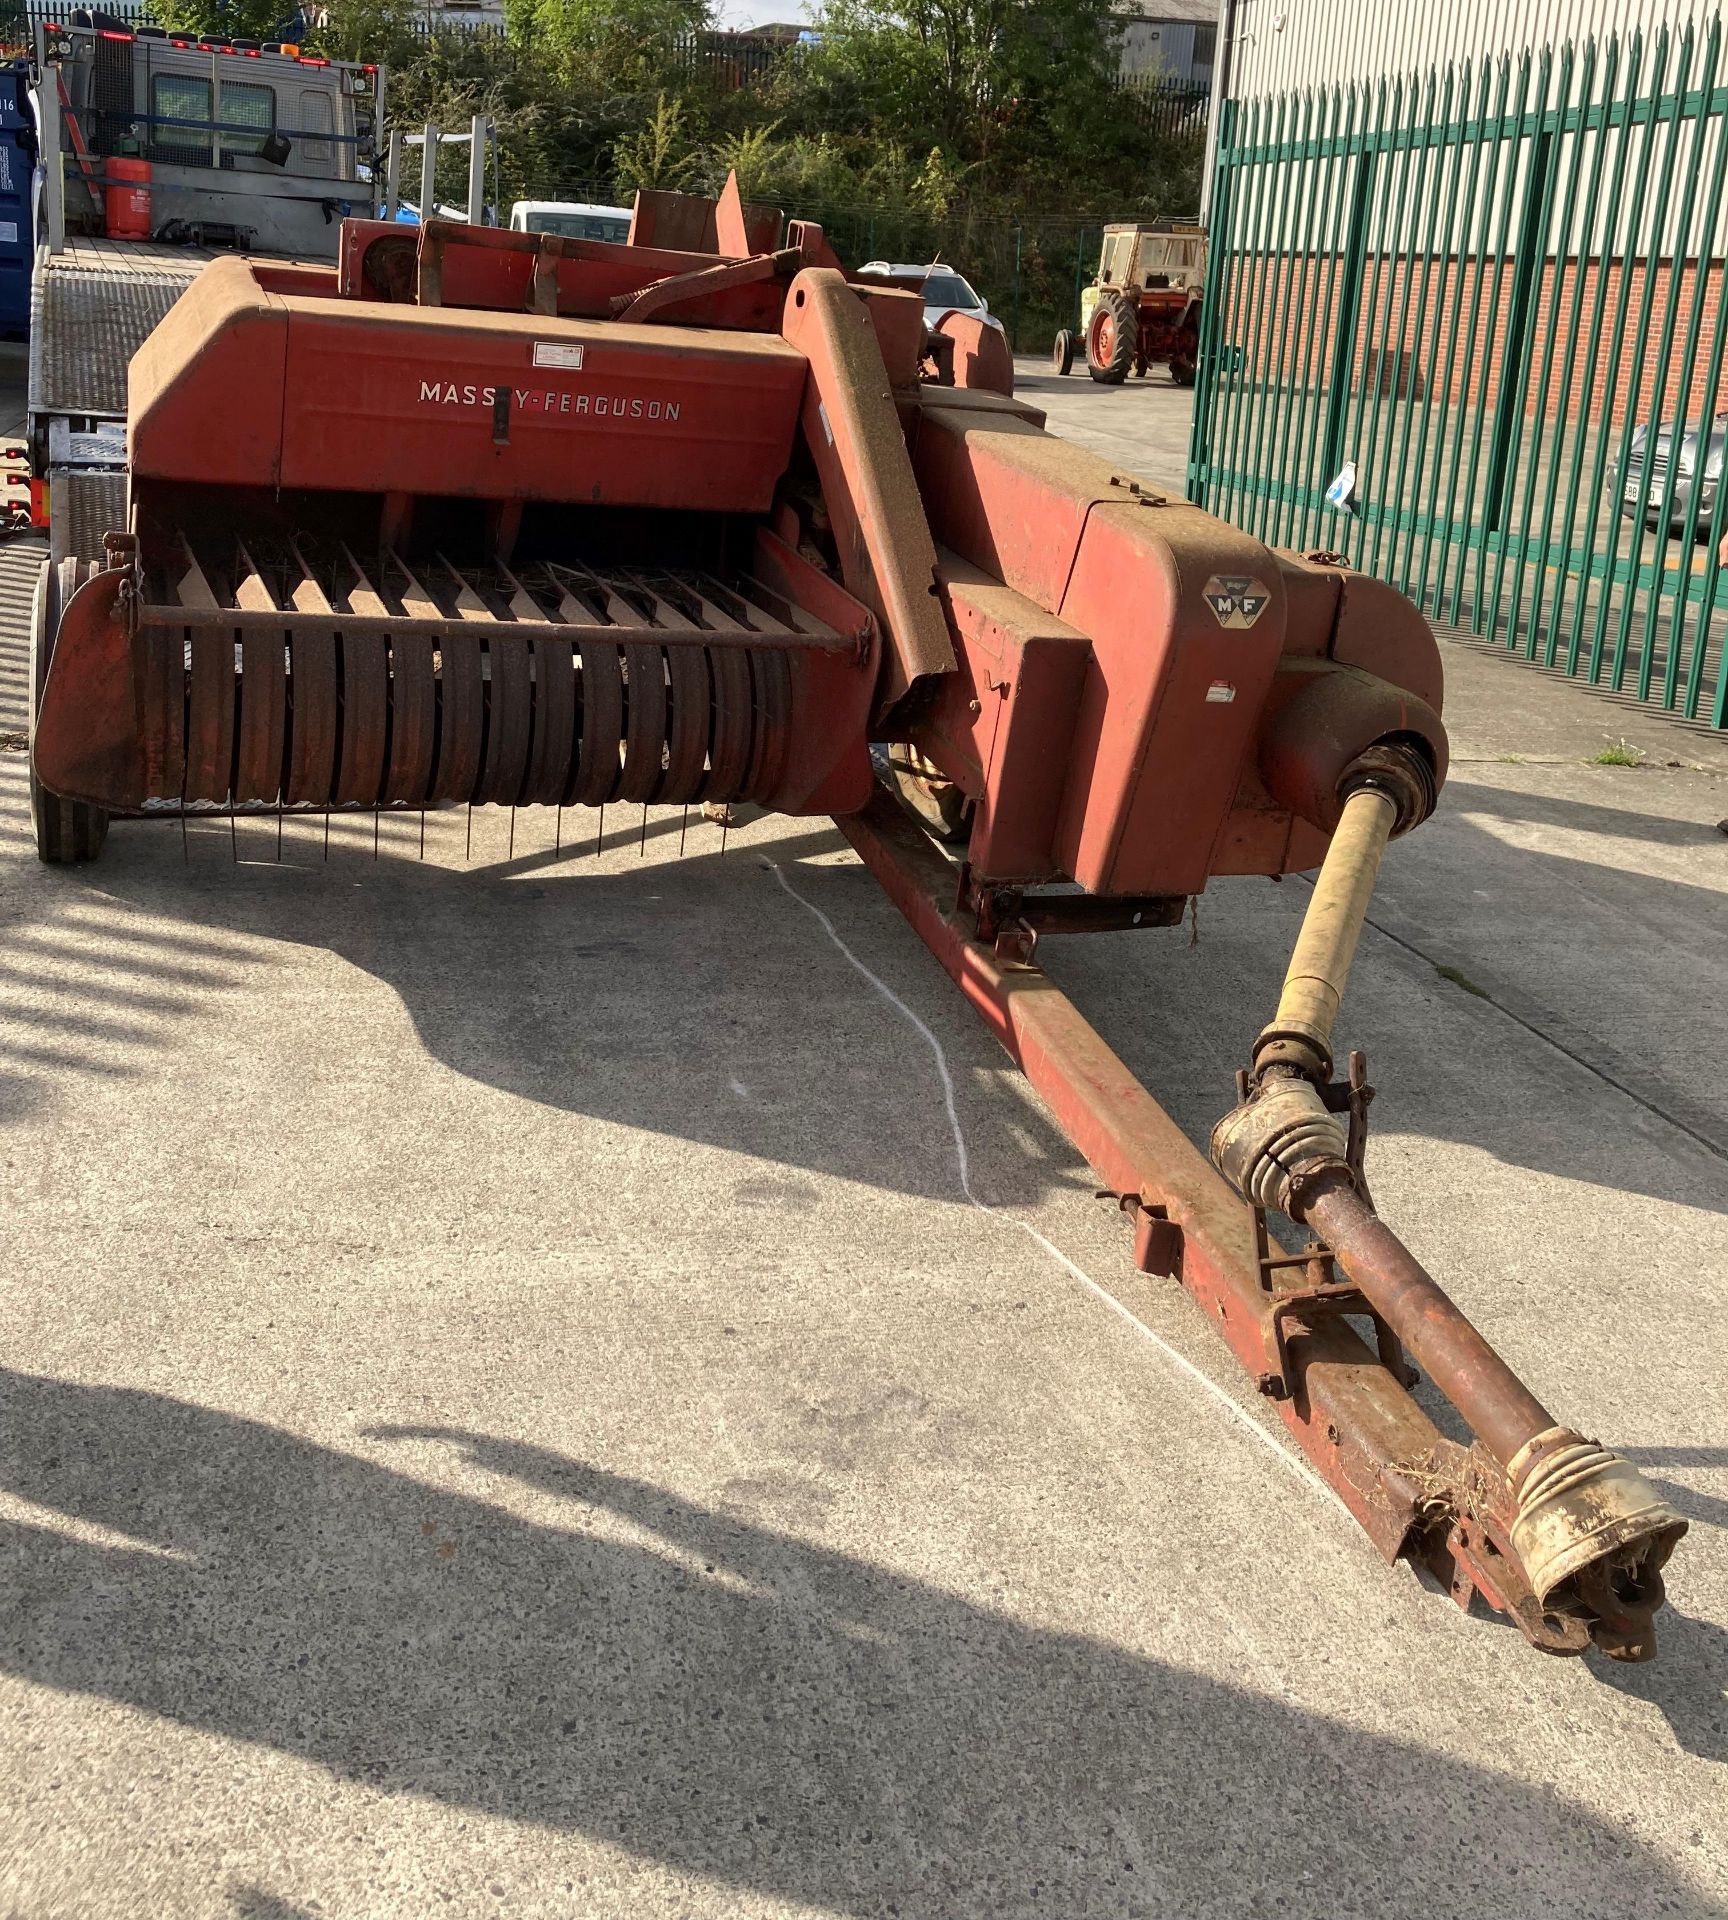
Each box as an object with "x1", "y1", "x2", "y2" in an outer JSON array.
[
  {"x1": 612, "y1": 92, "x2": 701, "y2": 193},
  {"x1": 507, "y1": 0, "x2": 711, "y2": 93},
  {"x1": 153, "y1": 0, "x2": 298, "y2": 41},
  {"x1": 806, "y1": 0, "x2": 1124, "y2": 187}
]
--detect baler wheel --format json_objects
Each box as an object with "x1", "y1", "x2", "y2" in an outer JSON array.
[
  {"x1": 1087, "y1": 288, "x2": 1136, "y2": 386},
  {"x1": 29, "y1": 558, "x2": 109, "y2": 866},
  {"x1": 1051, "y1": 329, "x2": 1075, "y2": 376}
]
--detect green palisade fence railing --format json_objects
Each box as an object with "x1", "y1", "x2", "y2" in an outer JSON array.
[{"x1": 1188, "y1": 16, "x2": 1728, "y2": 727}]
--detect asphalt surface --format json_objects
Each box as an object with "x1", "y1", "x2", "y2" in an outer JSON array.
[{"x1": 0, "y1": 359, "x2": 1725, "y2": 1918}]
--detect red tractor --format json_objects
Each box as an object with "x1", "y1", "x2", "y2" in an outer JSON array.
[{"x1": 1052, "y1": 221, "x2": 1205, "y2": 386}]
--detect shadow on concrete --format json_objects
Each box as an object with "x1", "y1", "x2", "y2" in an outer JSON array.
[
  {"x1": 1, "y1": 1368, "x2": 1717, "y2": 1914},
  {"x1": 1441, "y1": 774, "x2": 1728, "y2": 850},
  {"x1": 229, "y1": 1889, "x2": 323, "y2": 1920},
  {"x1": 1590, "y1": 1606, "x2": 1728, "y2": 1765},
  {"x1": 0, "y1": 744, "x2": 1722, "y2": 1219}
]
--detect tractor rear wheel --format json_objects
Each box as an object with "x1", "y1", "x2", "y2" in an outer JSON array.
[
  {"x1": 30, "y1": 557, "x2": 109, "y2": 866},
  {"x1": 1086, "y1": 288, "x2": 1136, "y2": 385},
  {"x1": 1051, "y1": 328, "x2": 1075, "y2": 376}
]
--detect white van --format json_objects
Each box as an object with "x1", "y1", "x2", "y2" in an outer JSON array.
[{"x1": 509, "y1": 199, "x2": 633, "y2": 244}]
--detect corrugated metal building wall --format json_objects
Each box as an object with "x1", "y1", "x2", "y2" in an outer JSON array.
[{"x1": 1224, "y1": 0, "x2": 1713, "y2": 97}]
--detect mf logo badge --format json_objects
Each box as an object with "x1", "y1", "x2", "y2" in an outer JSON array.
[{"x1": 1202, "y1": 575, "x2": 1270, "y2": 629}]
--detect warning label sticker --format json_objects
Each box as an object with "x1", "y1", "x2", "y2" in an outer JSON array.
[{"x1": 1202, "y1": 575, "x2": 1271, "y2": 629}]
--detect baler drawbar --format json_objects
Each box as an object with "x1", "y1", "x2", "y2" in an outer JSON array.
[{"x1": 27, "y1": 184, "x2": 1686, "y2": 1659}]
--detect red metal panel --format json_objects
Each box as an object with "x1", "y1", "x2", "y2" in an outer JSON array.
[
  {"x1": 910, "y1": 556, "x2": 1091, "y2": 882},
  {"x1": 1054, "y1": 502, "x2": 1286, "y2": 897},
  {"x1": 129, "y1": 258, "x2": 289, "y2": 490},
  {"x1": 933, "y1": 311, "x2": 1015, "y2": 395},
  {"x1": 851, "y1": 285, "x2": 927, "y2": 389},
  {"x1": 780, "y1": 268, "x2": 955, "y2": 711},
  {"x1": 746, "y1": 527, "x2": 877, "y2": 815},
  {"x1": 907, "y1": 399, "x2": 1111, "y2": 613},
  {"x1": 34, "y1": 571, "x2": 146, "y2": 809},
  {"x1": 275, "y1": 303, "x2": 807, "y2": 514}
]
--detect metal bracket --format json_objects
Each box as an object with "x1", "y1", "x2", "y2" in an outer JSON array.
[
  {"x1": 1249, "y1": 1205, "x2": 1416, "y2": 1401},
  {"x1": 1097, "y1": 1190, "x2": 1182, "y2": 1277},
  {"x1": 965, "y1": 873, "x2": 1184, "y2": 953}
]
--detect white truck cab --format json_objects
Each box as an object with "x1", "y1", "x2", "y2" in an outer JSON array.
[
  {"x1": 508, "y1": 199, "x2": 632, "y2": 245},
  {"x1": 27, "y1": 13, "x2": 382, "y2": 558}
]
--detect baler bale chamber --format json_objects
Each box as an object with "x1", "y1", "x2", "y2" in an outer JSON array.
[{"x1": 27, "y1": 186, "x2": 1686, "y2": 1662}]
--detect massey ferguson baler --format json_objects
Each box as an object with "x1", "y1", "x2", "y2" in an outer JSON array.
[{"x1": 26, "y1": 189, "x2": 1686, "y2": 1660}]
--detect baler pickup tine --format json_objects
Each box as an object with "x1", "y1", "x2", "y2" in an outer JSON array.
[
  {"x1": 339, "y1": 543, "x2": 392, "y2": 620},
  {"x1": 285, "y1": 538, "x2": 334, "y2": 616},
  {"x1": 735, "y1": 572, "x2": 832, "y2": 639},
  {"x1": 692, "y1": 573, "x2": 764, "y2": 631},
  {"x1": 370, "y1": 547, "x2": 435, "y2": 621},
  {"x1": 493, "y1": 558, "x2": 541, "y2": 625},
  {"x1": 554, "y1": 558, "x2": 636, "y2": 627},
  {"x1": 231, "y1": 541, "x2": 279, "y2": 613},
  {"x1": 435, "y1": 554, "x2": 496, "y2": 621},
  {"x1": 174, "y1": 540, "x2": 219, "y2": 611}
]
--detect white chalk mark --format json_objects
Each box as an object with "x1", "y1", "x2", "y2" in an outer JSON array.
[{"x1": 767, "y1": 861, "x2": 1327, "y2": 1496}]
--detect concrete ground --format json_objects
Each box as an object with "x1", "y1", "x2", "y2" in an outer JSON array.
[{"x1": 0, "y1": 364, "x2": 1725, "y2": 1919}]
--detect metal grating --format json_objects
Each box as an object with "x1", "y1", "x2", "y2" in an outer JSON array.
[
  {"x1": 30, "y1": 258, "x2": 201, "y2": 421},
  {"x1": 49, "y1": 469, "x2": 127, "y2": 566}
]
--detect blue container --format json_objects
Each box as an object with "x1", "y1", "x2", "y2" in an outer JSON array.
[{"x1": 0, "y1": 60, "x2": 34, "y2": 339}]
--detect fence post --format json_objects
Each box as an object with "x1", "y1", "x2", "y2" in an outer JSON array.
[
  {"x1": 1190, "y1": 94, "x2": 1239, "y2": 509},
  {"x1": 1321, "y1": 149, "x2": 1377, "y2": 483},
  {"x1": 1484, "y1": 130, "x2": 1557, "y2": 535},
  {"x1": 466, "y1": 113, "x2": 487, "y2": 224},
  {"x1": 1010, "y1": 224, "x2": 1022, "y2": 353},
  {"x1": 420, "y1": 124, "x2": 438, "y2": 221}
]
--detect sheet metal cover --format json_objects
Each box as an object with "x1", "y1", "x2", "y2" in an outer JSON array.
[{"x1": 31, "y1": 260, "x2": 199, "y2": 420}]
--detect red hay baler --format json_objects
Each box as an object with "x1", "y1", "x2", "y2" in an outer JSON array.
[{"x1": 26, "y1": 185, "x2": 1686, "y2": 1660}]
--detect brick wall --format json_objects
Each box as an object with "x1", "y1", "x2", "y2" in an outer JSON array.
[{"x1": 1218, "y1": 249, "x2": 1728, "y2": 426}]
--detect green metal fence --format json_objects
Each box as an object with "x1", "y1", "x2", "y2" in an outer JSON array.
[{"x1": 1188, "y1": 17, "x2": 1728, "y2": 727}]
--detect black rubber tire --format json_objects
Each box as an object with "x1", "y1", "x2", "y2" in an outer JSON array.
[
  {"x1": 1169, "y1": 358, "x2": 1197, "y2": 388},
  {"x1": 1051, "y1": 328, "x2": 1075, "y2": 376},
  {"x1": 1086, "y1": 287, "x2": 1137, "y2": 386},
  {"x1": 30, "y1": 557, "x2": 109, "y2": 865}
]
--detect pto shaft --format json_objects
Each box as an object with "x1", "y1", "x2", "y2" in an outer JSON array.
[
  {"x1": 1258, "y1": 787, "x2": 1395, "y2": 1080},
  {"x1": 1212, "y1": 748, "x2": 1686, "y2": 1657}
]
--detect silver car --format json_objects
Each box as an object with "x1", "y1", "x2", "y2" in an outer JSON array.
[
  {"x1": 856, "y1": 262, "x2": 1005, "y2": 336},
  {"x1": 1620, "y1": 415, "x2": 1725, "y2": 537}
]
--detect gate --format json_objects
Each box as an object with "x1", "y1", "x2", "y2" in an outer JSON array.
[{"x1": 1189, "y1": 17, "x2": 1728, "y2": 728}]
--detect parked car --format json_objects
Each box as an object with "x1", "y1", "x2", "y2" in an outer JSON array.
[
  {"x1": 1619, "y1": 414, "x2": 1726, "y2": 536},
  {"x1": 856, "y1": 261, "x2": 1006, "y2": 336},
  {"x1": 509, "y1": 199, "x2": 634, "y2": 244}
]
